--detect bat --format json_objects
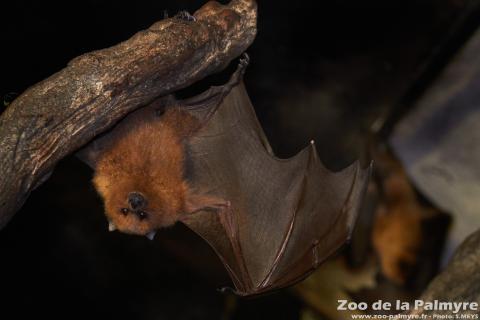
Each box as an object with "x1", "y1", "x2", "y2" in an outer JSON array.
[
  {"x1": 370, "y1": 144, "x2": 447, "y2": 286},
  {"x1": 78, "y1": 54, "x2": 371, "y2": 296}
]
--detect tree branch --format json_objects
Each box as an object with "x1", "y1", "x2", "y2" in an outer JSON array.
[
  {"x1": 409, "y1": 229, "x2": 480, "y2": 316},
  {"x1": 0, "y1": 0, "x2": 257, "y2": 229}
]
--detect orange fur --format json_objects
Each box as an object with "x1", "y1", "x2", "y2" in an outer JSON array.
[
  {"x1": 372, "y1": 187, "x2": 423, "y2": 284},
  {"x1": 371, "y1": 148, "x2": 429, "y2": 284},
  {"x1": 93, "y1": 106, "x2": 205, "y2": 236}
]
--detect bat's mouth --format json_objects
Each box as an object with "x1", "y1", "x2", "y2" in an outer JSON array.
[
  {"x1": 145, "y1": 231, "x2": 156, "y2": 240},
  {"x1": 108, "y1": 218, "x2": 156, "y2": 240}
]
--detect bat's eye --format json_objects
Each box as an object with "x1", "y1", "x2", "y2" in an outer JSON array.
[
  {"x1": 120, "y1": 208, "x2": 129, "y2": 215},
  {"x1": 137, "y1": 211, "x2": 148, "y2": 220}
]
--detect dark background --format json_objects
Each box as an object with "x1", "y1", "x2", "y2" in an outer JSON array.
[{"x1": 0, "y1": 0, "x2": 478, "y2": 319}]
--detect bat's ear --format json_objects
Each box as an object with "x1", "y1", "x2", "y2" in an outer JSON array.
[
  {"x1": 76, "y1": 94, "x2": 176, "y2": 169},
  {"x1": 76, "y1": 137, "x2": 110, "y2": 168},
  {"x1": 184, "y1": 191, "x2": 230, "y2": 216}
]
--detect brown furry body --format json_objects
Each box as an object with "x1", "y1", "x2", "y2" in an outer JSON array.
[
  {"x1": 372, "y1": 168, "x2": 423, "y2": 284},
  {"x1": 371, "y1": 147, "x2": 437, "y2": 284},
  {"x1": 93, "y1": 106, "x2": 205, "y2": 236}
]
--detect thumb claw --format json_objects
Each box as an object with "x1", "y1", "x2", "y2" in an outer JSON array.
[{"x1": 217, "y1": 286, "x2": 237, "y2": 295}]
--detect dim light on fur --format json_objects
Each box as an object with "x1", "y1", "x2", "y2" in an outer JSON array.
[{"x1": 93, "y1": 106, "x2": 227, "y2": 237}]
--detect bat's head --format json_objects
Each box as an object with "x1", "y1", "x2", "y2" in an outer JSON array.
[
  {"x1": 89, "y1": 109, "x2": 194, "y2": 239},
  {"x1": 93, "y1": 168, "x2": 186, "y2": 239},
  {"x1": 89, "y1": 106, "x2": 213, "y2": 238}
]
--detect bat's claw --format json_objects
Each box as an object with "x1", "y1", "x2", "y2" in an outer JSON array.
[
  {"x1": 225, "y1": 53, "x2": 250, "y2": 89},
  {"x1": 175, "y1": 10, "x2": 196, "y2": 22},
  {"x1": 239, "y1": 53, "x2": 250, "y2": 69}
]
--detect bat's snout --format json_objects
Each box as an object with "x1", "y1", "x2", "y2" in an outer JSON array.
[{"x1": 128, "y1": 192, "x2": 147, "y2": 210}]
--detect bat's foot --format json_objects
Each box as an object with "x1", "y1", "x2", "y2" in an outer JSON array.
[
  {"x1": 225, "y1": 53, "x2": 250, "y2": 89},
  {"x1": 237, "y1": 53, "x2": 250, "y2": 77},
  {"x1": 239, "y1": 53, "x2": 250, "y2": 69},
  {"x1": 176, "y1": 10, "x2": 196, "y2": 22}
]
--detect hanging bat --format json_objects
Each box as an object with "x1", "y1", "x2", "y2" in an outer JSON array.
[{"x1": 78, "y1": 54, "x2": 371, "y2": 296}]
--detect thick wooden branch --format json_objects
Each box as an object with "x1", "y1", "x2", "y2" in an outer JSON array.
[
  {"x1": 0, "y1": 0, "x2": 257, "y2": 229},
  {"x1": 409, "y1": 229, "x2": 480, "y2": 316}
]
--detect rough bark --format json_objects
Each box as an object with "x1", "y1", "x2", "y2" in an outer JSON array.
[
  {"x1": 0, "y1": 0, "x2": 257, "y2": 229},
  {"x1": 409, "y1": 229, "x2": 480, "y2": 316}
]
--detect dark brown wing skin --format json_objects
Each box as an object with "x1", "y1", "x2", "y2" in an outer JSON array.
[{"x1": 180, "y1": 58, "x2": 372, "y2": 296}]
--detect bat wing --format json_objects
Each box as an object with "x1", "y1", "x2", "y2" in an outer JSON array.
[
  {"x1": 180, "y1": 56, "x2": 372, "y2": 296},
  {"x1": 77, "y1": 55, "x2": 371, "y2": 297}
]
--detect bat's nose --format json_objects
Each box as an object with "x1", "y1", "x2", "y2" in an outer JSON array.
[{"x1": 128, "y1": 192, "x2": 146, "y2": 210}]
